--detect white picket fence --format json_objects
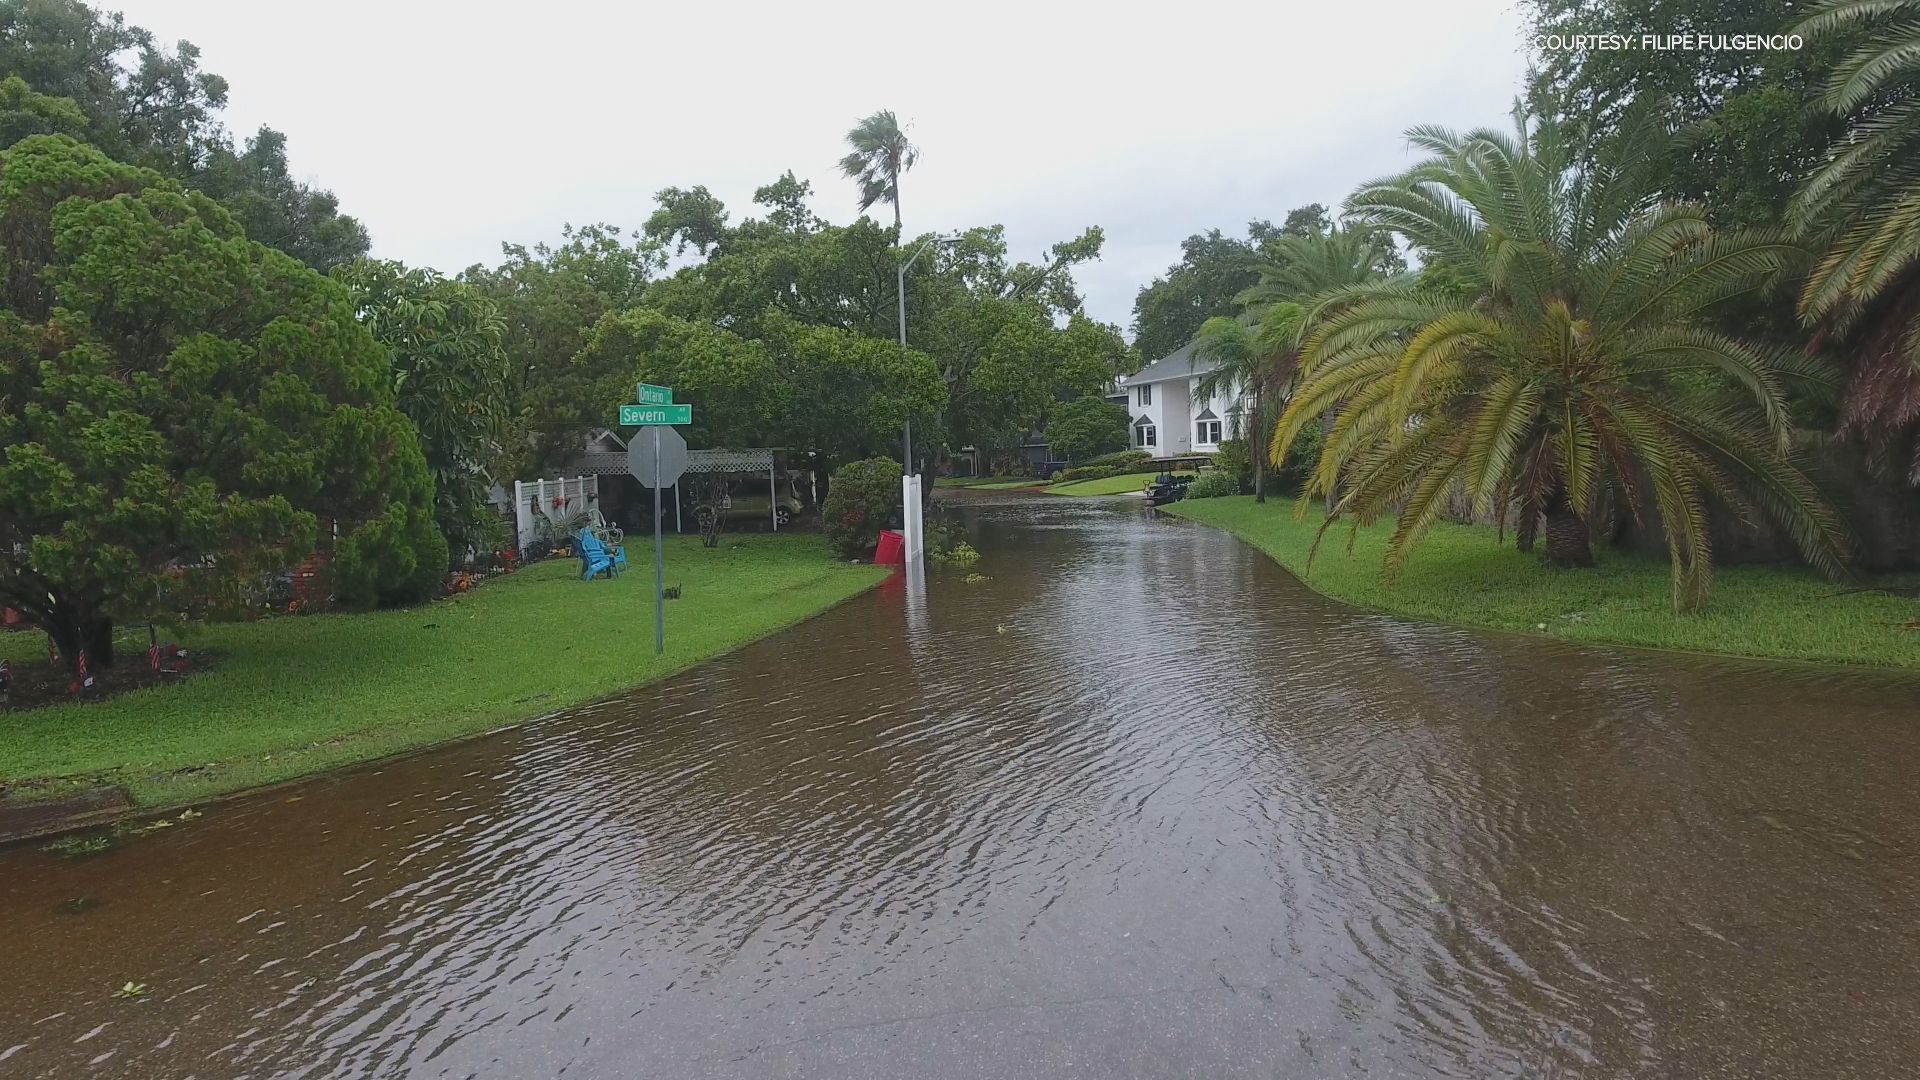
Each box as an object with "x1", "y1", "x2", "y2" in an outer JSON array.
[{"x1": 512, "y1": 476, "x2": 600, "y2": 551}]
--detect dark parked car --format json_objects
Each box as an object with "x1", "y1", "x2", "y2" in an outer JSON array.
[{"x1": 1142, "y1": 473, "x2": 1192, "y2": 506}]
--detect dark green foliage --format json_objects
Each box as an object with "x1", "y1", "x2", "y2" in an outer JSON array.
[
  {"x1": 197, "y1": 128, "x2": 369, "y2": 272},
  {"x1": 1051, "y1": 464, "x2": 1117, "y2": 484},
  {"x1": 337, "y1": 259, "x2": 511, "y2": 563},
  {"x1": 1130, "y1": 228, "x2": 1264, "y2": 361},
  {"x1": 822, "y1": 457, "x2": 902, "y2": 558},
  {"x1": 0, "y1": 136, "x2": 442, "y2": 665},
  {"x1": 461, "y1": 223, "x2": 661, "y2": 475},
  {"x1": 0, "y1": 0, "x2": 366, "y2": 268},
  {"x1": 1083, "y1": 449, "x2": 1153, "y2": 469},
  {"x1": 1045, "y1": 396, "x2": 1129, "y2": 462},
  {"x1": 1523, "y1": 0, "x2": 1854, "y2": 228},
  {"x1": 1185, "y1": 471, "x2": 1244, "y2": 499}
]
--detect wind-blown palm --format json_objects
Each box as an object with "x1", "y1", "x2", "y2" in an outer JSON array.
[
  {"x1": 839, "y1": 110, "x2": 919, "y2": 227},
  {"x1": 1274, "y1": 110, "x2": 1848, "y2": 611},
  {"x1": 1792, "y1": 0, "x2": 1920, "y2": 474}
]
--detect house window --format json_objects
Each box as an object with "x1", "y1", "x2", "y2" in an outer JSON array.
[
  {"x1": 1134, "y1": 419, "x2": 1156, "y2": 448},
  {"x1": 1135, "y1": 383, "x2": 1153, "y2": 407},
  {"x1": 1197, "y1": 419, "x2": 1221, "y2": 445}
]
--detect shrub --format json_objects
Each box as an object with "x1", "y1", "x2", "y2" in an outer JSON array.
[
  {"x1": 1085, "y1": 449, "x2": 1152, "y2": 469},
  {"x1": 823, "y1": 457, "x2": 902, "y2": 558},
  {"x1": 1185, "y1": 471, "x2": 1244, "y2": 499},
  {"x1": 1052, "y1": 465, "x2": 1117, "y2": 484},
  {"x1": 1212, "y1": 439, "x2": 1253, "y2": 489}
]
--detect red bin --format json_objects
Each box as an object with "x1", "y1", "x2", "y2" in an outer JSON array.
[{"x1": 874, "y1": 529, "x2": 905, "y2": 565}]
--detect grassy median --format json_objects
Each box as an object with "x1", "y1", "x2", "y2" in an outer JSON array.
[
  {"x1": 0, "y1": 534, "x2": 888, "y2": 807},
  {"x1": 1167, "y1": 495, "x2": 1920, "y2": 669},
  {"x1": 1047, "y1": 471, "x2": 1192, "y2": 496}
]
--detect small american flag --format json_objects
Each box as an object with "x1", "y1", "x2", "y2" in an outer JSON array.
[{"x1": 149, "y1": 625, "x2": 160, "y2": 671}]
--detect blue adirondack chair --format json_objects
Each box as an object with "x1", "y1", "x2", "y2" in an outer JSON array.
[{"x1": 576, "y1": 527, "x2": 627, "y2": 580}]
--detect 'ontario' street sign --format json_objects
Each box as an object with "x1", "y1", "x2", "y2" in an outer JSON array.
[
  {"x1": 636, "y1": 383, "x2": 672, "y2": 406},
  {"x1": 620, "y1": 403, "x2": 691, "y2": 426}
]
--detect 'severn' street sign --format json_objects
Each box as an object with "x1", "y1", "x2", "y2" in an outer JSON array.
[
  {"x1": 620, "y1": 403, "x2": 692, "y2": 426},
  {"x1": 636, "y1": 383, "x2": 672, "y2": 406}
]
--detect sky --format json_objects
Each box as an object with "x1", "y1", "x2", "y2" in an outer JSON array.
[{"x1": 107, "y1": 0, "x2": 1533, "y2": 336}]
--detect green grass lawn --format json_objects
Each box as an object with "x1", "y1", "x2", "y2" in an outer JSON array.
[
  {"x1": 1168, "y1": 495, "x2": 1920, "y2": 669},
  {"x1": 1048, "y1": 471, "x2": 1192, "y2": 496},
  {"x1": 0, "y1": 534, "x2": 888, "y2": 807}
]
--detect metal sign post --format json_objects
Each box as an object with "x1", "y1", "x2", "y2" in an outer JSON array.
[
  {"x1": 653, "y1": 427, "x2": 663, "y2": 652},
  {"x1": 623, "y1": 389, "x2": 691, "y2": 654}
]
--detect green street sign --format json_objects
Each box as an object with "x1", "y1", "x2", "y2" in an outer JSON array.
[
  {"x1": 620, "y1": 403, "x2": 692, "y2": 426},
  {"x1": 636, "y1": 383, "x2": 673, "y2": 406}
]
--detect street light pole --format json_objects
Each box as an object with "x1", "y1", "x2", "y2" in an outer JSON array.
[{"x1": 896, "y1": 234, "x2": 956, "y2": 473}]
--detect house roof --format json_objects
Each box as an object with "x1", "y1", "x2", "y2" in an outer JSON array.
[{"x1": 1120, "y1": 338, "x2": 1221, "y2": 387}]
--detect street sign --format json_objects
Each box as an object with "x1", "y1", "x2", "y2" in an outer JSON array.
[
  {"x1": 627, "y1": 424, "x2": 688, "y2": 487},
  {"x1": 637, "y1": 383, "x2": 672, "y2": 406},
  {"x1": 619, "y1": 403, "x2": 692, "y2": 426}
]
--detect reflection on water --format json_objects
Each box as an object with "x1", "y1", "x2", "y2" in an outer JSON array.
[{"x1": 2, "y1": 493, "x2": 1917, "y2": 1078}]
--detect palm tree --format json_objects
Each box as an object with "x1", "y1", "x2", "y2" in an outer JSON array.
[
  {"x1": 1272, "y1": 109, "x2": 1849, "y2": 612},
  {"x1": 1792, "y1": 0, "x2": 1920, "y2": 477},
  {"x1": 1213, "y1": 227, "x2": 1397, "y2": 504},
  {"x1": 1192, "y1": 303, "x2": 1306, "y2": 502},
  {"x1": 839, "y1": 110, "x2": 919, "y2": 228}
]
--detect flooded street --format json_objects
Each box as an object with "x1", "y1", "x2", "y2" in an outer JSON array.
[{"x1": 3, "y1": 494, "x2": 1919, "y2": 1078}]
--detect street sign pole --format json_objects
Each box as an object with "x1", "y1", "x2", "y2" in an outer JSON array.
[{"x1": 653, "y1": 426, "x2": 664, "y2": 654}]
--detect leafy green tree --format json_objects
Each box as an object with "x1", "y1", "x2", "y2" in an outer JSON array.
[
  {"x1": 0, "y1": 73, "x2": 82, "y2": 144},
  {"x1": 0, "y1": 0, "x2": 368, "y2": 268},
  {"x1": 643, "y1": 185, "x2": 730, "y2": 256},
  {"x1": 0, "y1": 136, "x2": 442, "y2": 666},
  {"x1": 1275, "y1": 112, "x2": 1847, "y2": 610},
  {"x1": 338, "y1": 259, "x2": 511, "y2": 562},
  {"x1": 1792, "y1": 0, "x2": 1920, "y2": 475},
  {"x1": 1130, "y1": 228, "x2": 1264, "y2": 361},
  {"x1": 1524, "y1": 0, "x2": 1852, "y2": 228},
  {"x1": 574, "y1": 307, "x2": 776, "y2": 449},
  {"x1": 821, "y1": 456, "x2": 902, "y2": 558},
  {"x1": 1045, "y1": 396, "x2": 1129, "y2": 462},
  {"x1": 462, "y1": 223, "x2": 660, "y2": 474},
  {"x1": 198, "y1": 127, "x2": 369, "y2": 271},
  {"x1": 839, "y1": 109, "x2": 917, "y2": 226}
]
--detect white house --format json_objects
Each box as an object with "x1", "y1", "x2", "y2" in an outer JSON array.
[{"x1": 1116, "y1": 339, "x2": 1249, "y2": 460}]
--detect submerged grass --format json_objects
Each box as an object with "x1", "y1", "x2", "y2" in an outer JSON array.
[
  {"x1": 0, "y1": 533, "x2": 888, "y2": 806},
  {"x1": 1167, "y1": 495, "x2": 1920, "y2": 669}
]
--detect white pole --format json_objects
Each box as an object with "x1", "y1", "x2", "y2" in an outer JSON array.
[
  {"x1": 771, "y1": 464, "x2": 778, "y2": 531},
  {"x1": 653, "y1": 428, "x2": 664, "y2": 654}
]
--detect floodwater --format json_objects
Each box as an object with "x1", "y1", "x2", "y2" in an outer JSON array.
[{"x1": 3, "y1": 495, "x2": 1919, "y2": 1079}]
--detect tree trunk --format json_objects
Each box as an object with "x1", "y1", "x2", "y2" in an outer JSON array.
[
  {"x1": 86, "y1": 616, "x2": 113, "y2": 667},
  {"x1": 1252, "y1": 389, "x2": 1266, "y2": 503},
  {"x1": 38, "y1": 601, "x2": 113, "y2": 671},
  {"x1": 1543, "y1": 493, "x2": 1595, "y2": 568}
]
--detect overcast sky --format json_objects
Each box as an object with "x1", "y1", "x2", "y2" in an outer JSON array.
[{"x1": 108, "y1": 0, "x2": 1532, "y2": 335}]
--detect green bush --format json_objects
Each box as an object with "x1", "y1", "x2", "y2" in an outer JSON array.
[
  {"x1": 1213, "y1": 439, "x2": 1253, "y2": 488},
  {"x1": 1085, "y1": 449, "x2": 1152, "y2": 469},
  {"x1": 1185, "y1": 471, "x2": 1244, "y2": 499},
  {"x1": 1052, "y1": 465, "x2": 1117, "y2": 484},
  {"x1": 823, "y1": 457, "x2": 902, "y2": 558}
]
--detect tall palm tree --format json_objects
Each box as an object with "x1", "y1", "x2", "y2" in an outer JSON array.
[
  {"x1": 1216, "y1": 227, "x2": 1397, "y2": 504},
  {"x1": 839, "y1": 110, "x2": 919, "y2": 228},
  {"x1": 1273, "y1": 109, "x2": 1849, "y2": 612},
  {"x1": 1192, "y1": 303, "x2": 1306, "y2": 502},
  {"x1": 1792, "y1": 0, "x2": 1920, "y2": 478}
]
